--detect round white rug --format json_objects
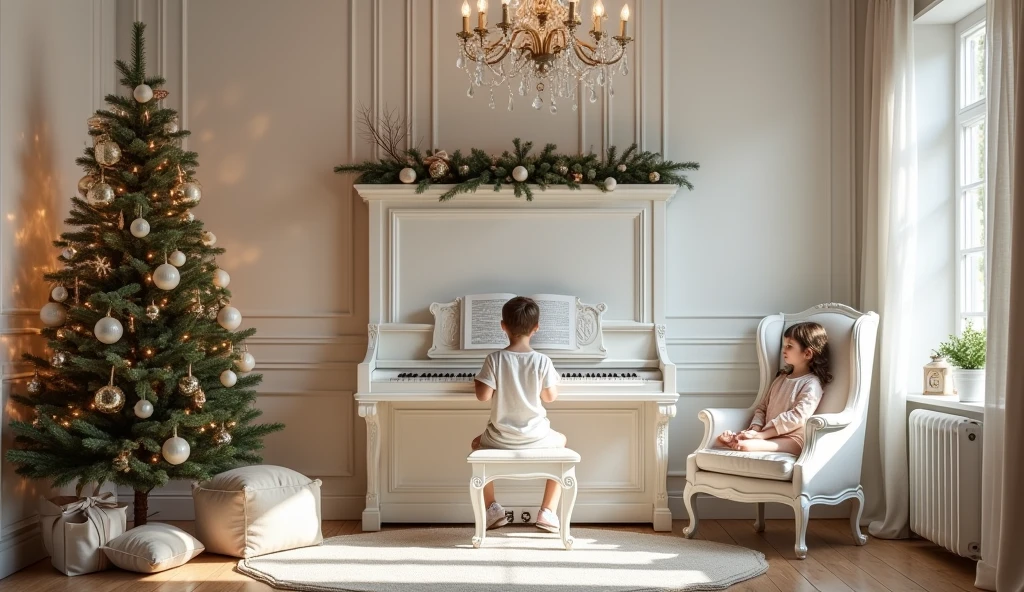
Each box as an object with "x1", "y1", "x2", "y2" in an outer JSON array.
[{"x1": 237, "y1": 526, "x2": 767, "y2": 592}]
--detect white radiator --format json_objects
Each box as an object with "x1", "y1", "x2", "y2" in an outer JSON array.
[{"x1": 908, "y1": 408, "x2": 983, "y2": 559}]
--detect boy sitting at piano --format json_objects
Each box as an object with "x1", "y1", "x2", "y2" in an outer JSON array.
[{"x1": 471, "y1": 296, "x2": 566, "y2": 533}]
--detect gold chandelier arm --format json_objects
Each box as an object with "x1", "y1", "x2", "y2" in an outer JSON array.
[
  {"x1": 461, "y1": 28, "x2": 541, "y2": 66},
  {"x1": 570, "y1": 35, "x2": 626, "y2": 67}
]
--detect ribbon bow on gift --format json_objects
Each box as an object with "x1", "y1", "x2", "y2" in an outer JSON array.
[
  {"x1": 56, "y1": 491, "x2": 120, "y2": 515},
  {"x1": 422, "y1": 150, "x2": 450, "y2": 166}
]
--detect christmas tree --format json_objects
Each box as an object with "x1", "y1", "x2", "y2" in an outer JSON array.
[{"x1": 6, "y1": 22, "x2": 283, "y2": 526}]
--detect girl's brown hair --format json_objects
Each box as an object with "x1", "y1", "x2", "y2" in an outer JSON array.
[{"x1": 784, "y1": 322, "x2": 833, "y2": 385}]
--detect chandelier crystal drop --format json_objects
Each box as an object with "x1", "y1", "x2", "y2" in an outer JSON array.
[{"x1": 456, "y1": 0, "x2": 632, "y2": 114}]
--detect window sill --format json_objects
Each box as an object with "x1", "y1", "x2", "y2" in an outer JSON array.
[{"x1": 907, "y1": 393, "x2": 984, "y2": 417}]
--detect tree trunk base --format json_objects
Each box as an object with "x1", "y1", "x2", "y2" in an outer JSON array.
[{"x1": 134, "y1": 490, "x2": 149, "y2": 526}]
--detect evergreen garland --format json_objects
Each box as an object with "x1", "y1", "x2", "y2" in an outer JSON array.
[{"x1": 335, "y1": 138, "x2": 699, "y2": 201}]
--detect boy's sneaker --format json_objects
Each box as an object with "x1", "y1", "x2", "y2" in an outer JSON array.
[
  {"x1": 486, "y1": 502, "x2": 509, "y2": 529},
  {"x1": 536, "y1": 508, "x2": 560, "y2": 533}
]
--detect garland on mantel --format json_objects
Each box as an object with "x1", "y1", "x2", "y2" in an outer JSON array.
[{"x1": 334, "y1": 138, "x2": 699, "y2": 202}]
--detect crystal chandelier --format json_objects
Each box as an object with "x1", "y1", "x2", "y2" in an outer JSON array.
[{"x1": 456, "y1": 0, "x2": 632, "y2": 114}]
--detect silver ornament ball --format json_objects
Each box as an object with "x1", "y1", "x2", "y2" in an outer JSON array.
[
  {"x1": 130, "y1": 218, "x2": 151, "y2": 238},
  {"x1": 217, "y1": 306, "x2": 242, "y2": 331},
  {"x1": 133, "y1": 84, "x2": 154, "y2": 103},
  {"x1": 398, "y1": 167, "x2": 417, "y2": 184},
  {"x1": 212, "y1": 269, "x2": 230, "y2": 288},
  {"x1": 40, "y1": 302, "x2": 67, "y2": 327},
  {"x1": 50, "y1": 351, "x2": 68, "y2": 368},
  {"x1": 458, "y1": 164, "x2": 470, "y2": 176},
  {"x1": 27, "y1": 375, "x2": 43, "y2": 395},
  {"x1": 220, "y1": 369, "x2": 238, "y2": 387},
  {"x1": 62, "y1": 246, "x2": 77, "y2": 260},
  {"x1": 174, "y1": 181, "x2": 202, "y2": 205},
  {"x1": 164, "y1": 120, "x2": 179, "y2": 134},
  {"x1": 153, "y1": 263, "x2": 181, "y2": 290},
  {"x1": 161, "y1": 434, "x2": 190, "y2": 465},
  {"x1": 236, "y1": 352, "x2": 256, "y2": 372},
  {"x1": 86, "y1": 182, "x2": 116, "y2": 207},
  {"x1": 134, "y1": 399, "x2": 154, "y2": 419},
  {"x1": 94, "y1": 385, "x2": 125, "y2": 413},
  {"x1": 512, "y1": 165, "x2": 529, "y2": 182},
  {"x1": 145, "y1": 304, "x2": 160, "y2": 320},
  {"x1": 51, "y1": 286, "x2": 69, "y2": 302}
]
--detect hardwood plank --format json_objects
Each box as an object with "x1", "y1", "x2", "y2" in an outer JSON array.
[
  {"x1": 822, "y1": 520, "x2": 975, "y2": 592},
  {"x1": 719, "y1": 519, "x2": 818, "y2": 592},
  {"x1": 808, "y1": 522, "x2": 927, "y2": 592},
  {"x1": 699, "y1": 520, "x2": 738, "y2": 546},
  {"x1": 800, "y1": 523, "x2": 891, "y2": 592},
  {"x1": 760, "y1": 521, "x2": 855, "y2": 592}
]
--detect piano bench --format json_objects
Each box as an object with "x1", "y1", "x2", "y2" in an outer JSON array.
[{"x1": 466, "y1": 448, "x2": 581, "y2": 550}]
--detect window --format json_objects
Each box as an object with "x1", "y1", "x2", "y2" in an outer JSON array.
[{"x1": 955, "y1": 12, "x2": 987, "y2": 332}]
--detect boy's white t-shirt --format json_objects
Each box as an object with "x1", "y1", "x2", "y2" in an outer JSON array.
[{"x1": 475, "y1": 350, "x2": 560, "y2": 447}]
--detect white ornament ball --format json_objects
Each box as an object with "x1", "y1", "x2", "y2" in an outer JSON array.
[
  {"x1": 236, "y1": 352, "x2": 256, "y2": 372},
  {"x1": 134, "y1": 399, "x2": 154, "y2": 419},
  {"x1": 161, "y1": 434, "x2": 190, "y2": 465},
  {"x1": 153, "y1": 263, "x2": 181, "y2": 290},
  {"x1": 202, "y1": 231, "x2": 217, "y2": 247},
  {"x1": 220, "y1": 369, "x2": 238, "y2": 387},
  {"x1": 94, "y1": 316, "x2": 124, "y2": 344},
  {"x1": 133, "y1": 84, "x2": 154, "y2": 103},
  {"x1": 399, "y1": 168, "x2": 417, "y2": 184},
  {"x1": 512, "y1": 165, "x2": 529, "y2": 182},
  {"x1": 62, "y1": 246, "x2": 77, "y2": 260},
  {"x1": 217, "y1": 306, "x2": 242, "y2": 331},
  {"x1": 130, "y1": 217, "x2": 151, "y2": 238},
  {"x1": 40, "y1": 302, "x2": 67, "y2": 327},
  {"x1": 164, "y1": 120, "x2": 179, "y2": 134},
  {"x1": 169, "y1": 250, "x2": 187, "y2": 267},
  {"x1": 51, "y1": 286, "x2": 69, "y2": 302},
  {"x1": 604, "y1": 177, "x2": 617, "y2": 191},
  {"x1": 212, "y1": 269, "x2": 231, "y2": 288}
]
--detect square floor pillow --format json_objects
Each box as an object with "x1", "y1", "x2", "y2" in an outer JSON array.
[
  {"x1": 193, "y1": 465, "x2": 323, "y2": 558},
  {"x1": 102, "y1": 523, "x2": 204, "y2": 573}
]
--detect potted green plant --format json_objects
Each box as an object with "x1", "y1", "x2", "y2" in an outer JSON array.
[{"x1": 936, "y1": 322, "x2": 987, "y2": 402}]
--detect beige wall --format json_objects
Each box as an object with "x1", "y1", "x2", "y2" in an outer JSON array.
[{"x1": 0, "y1": 0, "x2": 857, "y2": 574}]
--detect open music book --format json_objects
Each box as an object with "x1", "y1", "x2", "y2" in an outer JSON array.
[{"x1": 463, "y1": 293, "x2": 577, "y2": 350}]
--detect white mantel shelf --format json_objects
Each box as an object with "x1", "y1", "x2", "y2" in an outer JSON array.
[{"x1": 354, "y1": 184, "x2": 681, "y2": 203}]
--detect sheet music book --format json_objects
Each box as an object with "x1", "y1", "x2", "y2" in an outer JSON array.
[{"x1": 463, "y1": 293, "x2": 577, "y2": 350}]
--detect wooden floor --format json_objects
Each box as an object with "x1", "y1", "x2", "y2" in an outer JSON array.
[{"x1": 0, "y1": 519, "x2": 979, "y2": 592}]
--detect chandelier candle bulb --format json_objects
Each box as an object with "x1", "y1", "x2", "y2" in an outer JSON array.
[
  {"x1": 501, "y1": 0, "x2": 509, "y2": 25},
  {"x1": 462, "y1": 0, "x2": 470, "y2": 33},
  {"x1": 619, "y1": 4, "x2": 629, "y2": 37},
  {"x1": 568, "y1": 0, "x2": 576, "y2": 23},
  {"x1": 477, "y1": 0, "x2": 487, "y2": 29},
  {"x1": 593, "y1": 0, "x2": 604, "y2": 32}
]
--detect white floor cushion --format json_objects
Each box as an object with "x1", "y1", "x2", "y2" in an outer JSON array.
[
  {"x1": 102, "y1": 523, "x2": 204, "y2": 573},
  {"x1": 193, "y1": 465, "x2": 323, "y2": 558},
  {"x1": 694, "y1": 449, "x2": 797, "y2": 481}
]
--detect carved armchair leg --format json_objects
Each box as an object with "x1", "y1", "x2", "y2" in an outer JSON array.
[
  {"x1": 754, "y1": 502, "x2": 766, "y2": 533},
  {"x1": 793, "y1": 497, "x2": 811, "y2": 559},
  {"x1": 850, "y1": 487, "x2": 868, "y2": 545},
  {"x1": 682, "y1": 485, "x2": 700, "y2": 539}
]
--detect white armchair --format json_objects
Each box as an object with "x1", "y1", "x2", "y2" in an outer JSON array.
[{"x1": 682, "y1": 303, "x2": 879, "y2": 559}]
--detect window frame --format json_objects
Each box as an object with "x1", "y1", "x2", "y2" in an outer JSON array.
[{"x1": 954, "y1": 7, "x2": 987, "y2": 333}]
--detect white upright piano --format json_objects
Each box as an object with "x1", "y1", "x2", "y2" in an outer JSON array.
[{"x1": 354, "y1": 184, "x2": 680, "y2": 531}]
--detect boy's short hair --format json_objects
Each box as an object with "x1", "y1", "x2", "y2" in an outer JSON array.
[{"x1": 502, "y1": 297, "x2": 540, "y2": 337}]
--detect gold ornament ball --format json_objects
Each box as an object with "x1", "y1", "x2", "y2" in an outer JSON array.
[
  {"x1": 429, "y1": 160, "x2": 449, "y2": 179},
  {"x1": 86, "y1": 182, "x2": 116, "y2": 207},
  {"x1": 617, "y1": 164, "x2": 627, "y2": 172},
  {"x1": 212, "y1": 427, "x2": 232, "y2": 446},
  {"x1": 113, "y1": 452, "x2": 130, "y2": 473},
  {"x1": 87, "y1": 115, "x2": 106, "y2": 130},
  {"x1": 145, "y1": 304, "x2": 160, "y2": 320},
  {"x1": 164, "y1": 119, "x2": 179, "y2": 134},
  {"x1": 94, "y1": 385, "x2": 125, "y2": 413},
  {"x1": 458, "y1": 164, "x2": 470, "y2": 176},
  {"x1": 648, "y1": 171, "x2": 661, "y2": 183},
  {"x1": 78, "y1": 175, "x2": 98, "y2": 197},
  {"x1": 178, "y1": 374, "x2": 200, "y2": 395},
  {"x1": 202, "y1": 231, "x2": 217, "y2": 247},
  {"x1": 27, "y1": 375, "x2": 43, "y2": 395},
  {"x1": 192, "y1": 389, "x2": 206, "y2": 409},
  {"x1": 94, "y1": 140, "x2": 122, "y2": 167}
]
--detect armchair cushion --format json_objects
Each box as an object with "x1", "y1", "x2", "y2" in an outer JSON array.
[{"x1": 694, "y1": 449, "x2": 797, "y2": 481}]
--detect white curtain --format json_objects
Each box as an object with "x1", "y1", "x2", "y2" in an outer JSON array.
[
  {"x1": 859, "y1": 0, "x2": 917, "y2": 540},
  {"x1": 976, "y1": 1, "x2": 1024, "y2": 590}
]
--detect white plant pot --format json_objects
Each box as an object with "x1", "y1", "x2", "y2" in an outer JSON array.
[{"x1": 953, "y1": 368, "x2": 986, "y2": 403}]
